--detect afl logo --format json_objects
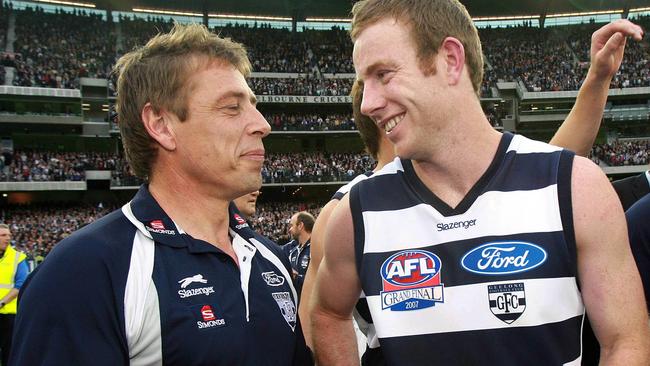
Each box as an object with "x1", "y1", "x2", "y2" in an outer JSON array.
[
  {"x1": 380, "y1": 250, "x2": 444, "y2": 311},
  {"x1": 461, "y1": 241, "x2": 547, "y2": 275},
  {"x1": 381, "y1": 250, "x2": 441, "y2": 286}
]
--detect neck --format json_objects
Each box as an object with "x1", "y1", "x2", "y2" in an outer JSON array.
[
  {"x1": 149, "y1": 173, "x2": 232, "y2": 253},
  {"x1": 298, "y1": 233, "x2": 310, "y2": 247},
  {"x1": 411, "y1": 116, "x2": 502, "y2": 209}
]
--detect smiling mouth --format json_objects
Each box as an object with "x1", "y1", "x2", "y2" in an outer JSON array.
[{"x1": 383, "y1": 114, "x2": 405, "y2": 134}]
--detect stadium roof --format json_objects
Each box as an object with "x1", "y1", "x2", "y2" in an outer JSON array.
[{"x1": 91, "y1": 0, "x2": 650, "y2": 20}]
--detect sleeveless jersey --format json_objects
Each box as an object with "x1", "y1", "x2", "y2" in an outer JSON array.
[{"x1": 349, "y1": 133, "x2": 583, "y2": 365}]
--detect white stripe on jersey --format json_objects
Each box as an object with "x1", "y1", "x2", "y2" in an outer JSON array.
[
  {"x1": 366, "y1": 277, "x2": 584, "y2": 338},
  {"x1": 122, "y1": 202, "x2": 163, "y2": 365},
  {"x1": 507, "y1": 134, "x2": 563, "y2": 154},
  {"x1": 362, "y1": 184, "x2": 562, "y2": 254}
]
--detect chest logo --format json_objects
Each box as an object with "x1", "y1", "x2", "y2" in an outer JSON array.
[
  {"x1": 177, "y1": 274, "x2": 215, "y2": 299},
  {"x1": 178, "y1": 274, "x2": 208, "y2": 288},
  {"x1": 196, "y1": 305, "x2": 226, "y2": 329},
  {"x1": 380, "y1": 250, "x2": 444, "y2": 311},
  {"x1": 262, "y1": 271, "x2": 285, "y2": 287},
  {"x1": 272, "y1": 292, "x2": 297, "y2": 331},
  {"x1": 488, "y1": 282, "x2": 526, "y2": 324},
  {"x1": 461, "y1": 241, "x2": 547, "y2": 275}
]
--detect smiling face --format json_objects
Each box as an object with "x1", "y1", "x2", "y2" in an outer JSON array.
[
  {"x1": 353, "y1": 18, "x2": 451, "y2": 161},
  {"x1": 168, "y1": 60, "x2": 271, "y2": 200}
]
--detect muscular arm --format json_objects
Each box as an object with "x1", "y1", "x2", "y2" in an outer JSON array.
[
  {"x1": 550, "y1": 20, "x2": 644, "y2": 156},
  {"x1": 572, "y1": 156, "x2": 650, "y2": 365},
  {"x1": 298, "y1": 198, "x2": 339, "y2": 348},
  {"x1": 311, "y1": 195, "x2": 362, "y2": 365}
]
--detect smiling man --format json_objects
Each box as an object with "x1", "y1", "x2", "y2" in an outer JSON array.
[
  {"x1": 11, "y1": 24, "x2": 311, "y2": 366},
  {"x1": 311, "y1": 1, "x2": 650, "y2": 365}
]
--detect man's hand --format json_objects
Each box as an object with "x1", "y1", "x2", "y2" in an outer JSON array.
[{"x1": 589, "y1": 19, "x2": 644, "y2": 81}]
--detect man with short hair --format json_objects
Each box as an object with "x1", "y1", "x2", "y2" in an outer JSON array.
[
  {"x1": 233, "y1": 190, "x2": 261, "y2": 220},
  {"x1": 311, "y1": 1, "x2": 650, "y2": 364},
  {"x1": 0, "y1": 224, "x2": 27, "y2": 366},
  {"x1": 287, "y1": 211, "x2": 315, "y2": 299},
  {"x1": 11, "y1": 23, "x2": 311, "y2": 365}
]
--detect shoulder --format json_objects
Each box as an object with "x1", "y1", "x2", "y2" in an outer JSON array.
[
  {"x1": 29, "y1": 208, "x2": 137, "y2": 294},
  {"x1": 49, "y1": 209, "x2": 136, "y2": 263}
]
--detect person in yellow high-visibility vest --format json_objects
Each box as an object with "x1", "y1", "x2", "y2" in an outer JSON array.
[{"x1": 0, "y1": 224, "x2": 28, "y2": 366}]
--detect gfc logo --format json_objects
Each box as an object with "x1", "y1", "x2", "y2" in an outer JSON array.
[
  {"x1": 488, "y1": 282, "x2": 526, "y2": 324},
  {"x1": 380, "y1": 250, "x2": 444, "y2": 311}
]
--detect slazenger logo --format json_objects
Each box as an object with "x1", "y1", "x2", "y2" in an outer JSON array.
[
  {"x1": 380, "y1": 250, "x2": 444, "y2": 311},
  {"x1": 461, "y1": 241, "x2": 547, "y2": 275},
  {"x1": 437, "y1": 219, "x2": 476, "y2": 231},
  {"x1": 177, "y1": 274, "x2": 215, "y2": 298}
]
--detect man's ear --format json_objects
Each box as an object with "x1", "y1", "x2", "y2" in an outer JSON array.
[
  {"x1": 142, "y1": 102, "x2": 176, "y2": 151},
  {"x1": 439, "y1": 37, "x2": 466, "y2": 86}
]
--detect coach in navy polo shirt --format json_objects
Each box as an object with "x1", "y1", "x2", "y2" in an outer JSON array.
[{"x1": 11, "y1": 23, "x2": 311, "y2": 366}]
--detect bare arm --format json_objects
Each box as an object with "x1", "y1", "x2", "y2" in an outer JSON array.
[
  {"x1": 0, "y1": 288, "x2": 18, "y2": 306},
  {"x1": 550, "y1": 20, "x2": 644, "y2": 156},
  {"x1": 298, "y1": 198, "x2": 339, "y2": 348},
  {"x1": 311, "y1": 195, "x2": 362, "y2": 365},
  {"x1": 572, "y1": 156, "x2": 650, "y2": 365}
]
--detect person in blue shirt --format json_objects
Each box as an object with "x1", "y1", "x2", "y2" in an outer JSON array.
[
  {"x1": 11, "y1": 23, "x2": 311, "y2": 366},
  {"x1": 0, "y1": 224, "x2": 28, "y2": 366},
  {"x1": 287, "y1": 211, "x2": 314, "y2": 298}
]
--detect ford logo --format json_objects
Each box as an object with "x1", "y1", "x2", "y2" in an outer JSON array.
[
  {"x1": 461, "y1": 241, "x2": 547, "y2": 275},
  {"x1": 380, "y1": 250, "x2": 441, "y2": 287}
]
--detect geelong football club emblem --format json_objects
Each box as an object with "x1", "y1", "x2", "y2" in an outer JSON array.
[
  {"x1": 380, "y1": 250, "x2": 444, "y2": 311},
  {"x1": 272, "y1": 292, "x2": 297, "y2": 331},
  {"x1": 488, "y1": 282, "x2": 526, "y2": 324}
]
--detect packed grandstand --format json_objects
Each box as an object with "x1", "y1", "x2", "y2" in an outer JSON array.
[{"x1": 1, "y1": 0, "x2": 650, "y2": 263}]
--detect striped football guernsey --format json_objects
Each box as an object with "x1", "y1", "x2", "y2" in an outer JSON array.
[{"x1": 349, "y1": 132, "x2": 583, "y2": 365}]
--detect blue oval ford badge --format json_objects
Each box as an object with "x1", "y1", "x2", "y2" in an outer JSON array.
[{"x1": 461, "y1": 241, "x2": 547, "y2": 275}]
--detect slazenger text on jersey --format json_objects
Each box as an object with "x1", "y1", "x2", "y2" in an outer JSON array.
[{"x1": 178, "y1": 286, "x2": 215, "y2": 298}]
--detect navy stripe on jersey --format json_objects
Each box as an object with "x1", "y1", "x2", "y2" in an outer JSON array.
[
  {"x1": 358, "y1": 157, "x2": 567, "y2": 215},
  {"x1": 379, "y1": 315, "x2": 583, "y2": 365},
  {"x1": 558, "y1": 149, "x2": 578, "y2": 280},
  {"x1": 359, "y1": 231, "x2": 575, "y2": 295},
  {"x1": 351, "y1": 181, "x2": 367, "y2": 280},
  {"x1": 331, "y1": 171, "x2": 373, "y2": 201}
]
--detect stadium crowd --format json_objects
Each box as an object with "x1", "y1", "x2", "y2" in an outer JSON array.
[
  {"x1": 265, "y1": 112, "x2": 356, "y2": 131},
  {"x1": 6, "y1": 140, "x2": 650, "y2": 184},
  {"x1": 262, "y1": 152, "x2": 374, "y2": 183},
  {"x1": 1, "y1": 5, "x2": 649, "y2": 93},
  {"x1": 591, "y1": 140, "x2": 650, "y2": 166},
  {"x1": 1, "y1": 200, "x2": 321, "y2": 258},
  {"x1": 0, "y1": 150, "x2": 121, "y2": 182},
  {"x1": 1, "y1": 202, "x2": 114, "y2": 259}
]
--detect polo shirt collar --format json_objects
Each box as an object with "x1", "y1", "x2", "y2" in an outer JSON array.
[
  {"x1": 127, "y1": 185, "x2": 188, "y2": 248},
  {"x1": 126, "y1": 185, "x2": 260, "y2": 251}
]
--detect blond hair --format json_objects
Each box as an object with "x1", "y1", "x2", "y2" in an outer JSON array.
[{"x1": 351, "y1": 0, "x2": 484, "y2": 94}]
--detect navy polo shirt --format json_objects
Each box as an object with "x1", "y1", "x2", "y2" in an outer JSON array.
[{"x1": 11, "y1": 186, "x2": 312, "y2": 365}]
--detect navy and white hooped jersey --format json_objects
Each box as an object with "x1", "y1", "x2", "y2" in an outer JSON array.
[
  {"x1": 331, "y1": 171, "x2": 373, "y2": 201},
  {"x1": 11, "y1": 186, "x2": 312, "y2": 366},
  {"x1": 350, "y1": 133, "x2": 583, "y2": 365}
]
